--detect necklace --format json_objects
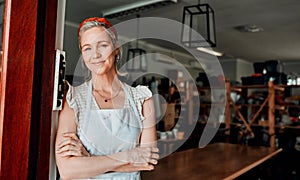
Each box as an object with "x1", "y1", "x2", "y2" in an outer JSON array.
[{"x1": 93, "y1": 86, "x2": 122, "y2": 102}]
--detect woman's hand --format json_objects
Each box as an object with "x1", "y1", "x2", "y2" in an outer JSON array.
[
  {"x1": 113, "y1": 163, "x2": 155, "y2": 172},
  {"x1": 113, "y1": 147, "x2": 159, "y2": 172},
  {"x1": 126, "y1": 147, "x2": 159, "y2": 167},
  {"x1": 56, "y1": 132, "x2": 90, "y2": 157}
]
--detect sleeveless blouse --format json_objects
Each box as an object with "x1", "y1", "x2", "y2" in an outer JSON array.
[{"x1": 66, "y1": 81, "x2": 152, "y2": 180}]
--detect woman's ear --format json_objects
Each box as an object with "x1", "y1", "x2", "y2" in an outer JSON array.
[
  {"x1": 114, "y1": 47, "x2": 120, "y2": 55},
  {"x1": 114, "y1": 48, "x2": 120, "y2": 62},
  {"x1": 115, "y1": 54, "x2": 120, "y2": 62}
]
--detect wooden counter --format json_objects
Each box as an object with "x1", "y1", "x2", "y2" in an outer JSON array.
[{"x1": 141, "y1": 142, "x2": 282, "y2": 180}]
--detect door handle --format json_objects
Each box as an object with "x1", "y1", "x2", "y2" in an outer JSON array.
[{"x1": 52, "y1": 49, "x2": 66, "y2": 110}]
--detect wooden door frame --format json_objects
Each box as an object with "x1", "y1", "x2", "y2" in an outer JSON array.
[{"x1": 0, "y1": 0, "x2": 58, "y2": 179}]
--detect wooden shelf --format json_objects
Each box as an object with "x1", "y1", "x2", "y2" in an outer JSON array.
[
  {"x1": 230, "y1": 104, "x2": 300, "y2": 109},
  {"x1": 275, "y1": 84, "x2": 300, "y2": 88},
  {"x1": 276, "y1": 125, "x2": 300, "y2": 130},
  {"x1": 198, "y1": 86, "x2": 226, "y2": 90},
  {"x1": 225, "y1": 81, "x2": 300, "y2": 148},
  {"x1": 232, "y1": 84, "x2": 269, "y2": 89},
  {"x1": 197, "y1": 102, "x2": 226, "y2": 107},
  {"x1": 231, "y1": 85, "x2": 300, "y2": 90},
  {"x1": 225, "y1": 81, "x2": 276, "y2": 147},
  {"x1": 234, "y1": 104, "x2": 268, "y2": 108},
  {"x1": 229, "y1": 122, "x2": 300, "y2": 131},
  {"x1": 275, "y1": 104, "x2": 300, "y2": 109},
  {"x1": 231, "y1": 84, "x2": 300, "y2": 89}
]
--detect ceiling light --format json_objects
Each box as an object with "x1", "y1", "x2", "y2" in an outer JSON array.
[
  {"x1": 234, "y1": 24, "x2": 263, "y2": 33},
  {"x1": 196, "y1": 47, "x2": 223, "y2": 56},
  {"x1": 181, "y1": 1, "x2": 217, "y2": 47},
  {"x1": 126, "y1": 15, "x2": 147, "y2": 72}
]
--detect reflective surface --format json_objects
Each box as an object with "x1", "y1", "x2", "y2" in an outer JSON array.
[{"x1": 142, "y1": 143, "x2": 282, "y2": 180}]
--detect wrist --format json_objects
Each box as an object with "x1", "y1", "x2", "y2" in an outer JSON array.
[{"x1": 112, "y1": 151, "x2": 131, "y2": 165}]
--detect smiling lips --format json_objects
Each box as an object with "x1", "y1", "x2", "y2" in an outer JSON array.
[{"x1": 91, "y1": 59, "x2": 106, "y2": 65}]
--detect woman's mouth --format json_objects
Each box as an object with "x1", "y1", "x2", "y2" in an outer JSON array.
[{"x1": 91, "y1": 60, "x2": 106, "y2": 65}]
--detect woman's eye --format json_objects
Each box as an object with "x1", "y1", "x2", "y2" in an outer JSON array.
[
  {"x1": 100, "y1": 44, "x2": 108, "y2": 48},
  {"x1": 83, "y1": 47, "x2": 91, "y2": 51}
]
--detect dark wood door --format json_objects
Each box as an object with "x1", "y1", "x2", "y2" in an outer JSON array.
[{"x1": 0, "y1": 0, "x2": 58, "y2": 179}]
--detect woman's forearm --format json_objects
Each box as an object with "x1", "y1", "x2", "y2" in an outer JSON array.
[
  {"x1": 112, "y1": 163, "x2": 155, "y2": 172},
  {"x1": 57, "y1": 146, "x2": 158, "y2": 179},
  {"x1": 57, "y1": 152, "x2": 128, "y2": 179}
]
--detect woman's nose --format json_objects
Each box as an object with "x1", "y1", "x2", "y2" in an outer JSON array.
[{"x1": 92, "y1": 48, "x2": 101, "y2": 59}]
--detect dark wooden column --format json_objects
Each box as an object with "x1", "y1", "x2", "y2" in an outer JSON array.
[{"x1": 0, "y1": 0, "x2": 57, "y2": 179}]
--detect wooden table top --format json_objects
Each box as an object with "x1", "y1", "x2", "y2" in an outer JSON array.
[{"x1": 141, "y1": 142, "x2": 282, "y2": 180}]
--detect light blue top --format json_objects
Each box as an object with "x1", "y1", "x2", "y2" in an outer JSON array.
[{"x1": 66, "y1": 81, "x2": 152, "y2": 180}]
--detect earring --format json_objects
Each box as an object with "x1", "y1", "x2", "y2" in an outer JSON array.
[{"x1": 115, "y1": 54, "x2": 120, "y2": 62}]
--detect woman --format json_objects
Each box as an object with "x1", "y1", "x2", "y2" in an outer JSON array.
[{"x1": 55, "y1": 17, "x2": 159, "y2": 180}]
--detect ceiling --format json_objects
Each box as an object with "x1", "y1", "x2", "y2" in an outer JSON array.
[{"x1": 66, "y1": 0, "x2": 300, "y2": 63}]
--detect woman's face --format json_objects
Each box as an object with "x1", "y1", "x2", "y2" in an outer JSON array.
[{"x1": 80, "y1": 26, "x2": 116, "y2": 76}]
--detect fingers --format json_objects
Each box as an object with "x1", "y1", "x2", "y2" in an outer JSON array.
[
  {"x1": 151, "y1": 153, "x2": 159, "y2": 160},
  {"x1": 148, "y1": 158, "x2": 158, "y2": 165},
  {"x1": 149, "y1": 152, "x2": 159, "y2": 165},
  {"x1": 57, "y1": 137, "x2": 79, "y2": 150},
  {"x1": 151, "y1": 147, "x2": 159, "y2": 153},
  {"x1": 138, "y1": 164, "x2": 155, "y2": 171},
  {"x1": 147, "y1": 148, "x2": 159, "y2": 165},
  {"x1": 56, "y1": 139, "x2": 81, "y2": 157},
  {"x1": 56, "y1": 143, "x2": 80, "y2": 153},
  {"x1": 127, "y1": 147, "x2": 159, "y2": 166},
  {"x1": 56, "y1": 133, "x2": 90, "y2": 157},
  {"x1": 63, "y1": 132, "x2": 79, "y2": 140},
  {"x1": 131, "y1": 162, "x2": 155, "y2": 171},
  {"x1": 56, "y1": 146, "x2": 82, "y2": 157}
]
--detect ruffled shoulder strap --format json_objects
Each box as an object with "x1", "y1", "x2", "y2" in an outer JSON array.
[
  {"x1": 133, "y1": 85, "x2": 153, "y2": 101},
  {"x1": 66, "y1": 82, "x2": 77, "y2": 113},
  {"x1": 66, "y1": 82, "x2": 89, "y2": 124},
  {"x1": 125, "y1": 84, "x2": 152, "y2": 121}
]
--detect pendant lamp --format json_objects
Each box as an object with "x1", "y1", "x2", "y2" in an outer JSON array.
[
  {"x1": 181, "y1": 0, "x2": 216, "y2": 47},
  {"x1": 126, "y1": 15, "x2": 147, "y2": 72}
]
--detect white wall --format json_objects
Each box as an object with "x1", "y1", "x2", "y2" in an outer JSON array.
[
  {"x1": 236, "y1": 58, "x2": 254, "y2": 81},
  {"x1": 219, "y1": 58, "x2": 253, "y2": 83},
  {"x1": 284, "y1": 62, "x2": 300, "y2": 74},
  {"x1": 219, "y1": 58, "x2": 237, "y2": 82}
]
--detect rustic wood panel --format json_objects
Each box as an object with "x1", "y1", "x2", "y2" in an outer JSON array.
[
  {"x1": 0, "y1": 0, "x2": 38, "y2": 178},
  {"x1": 33, "y1": 0, "x2": 57, "y2": 179},
  {"x1": 0, "y1": 0, "x2": 57, "y2": 179}
]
